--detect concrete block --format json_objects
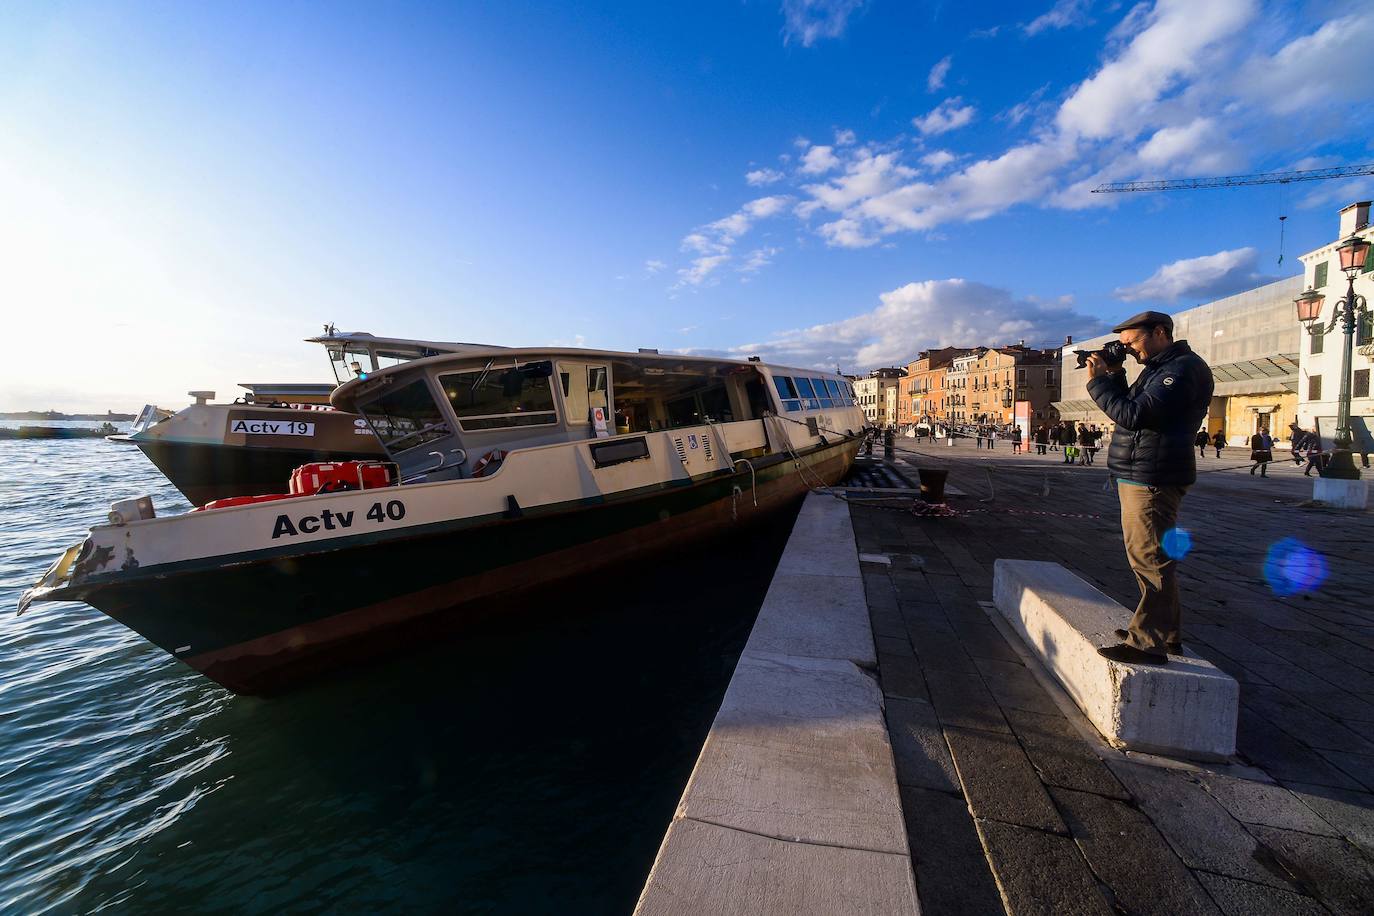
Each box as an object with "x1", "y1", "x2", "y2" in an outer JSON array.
[
  {"x1": 993, "y1": 559, "x2": 1238, "y2": 760},
  {"x1": 743, "y1": 573, "x2": 875, "y2": 667},
  {"x1": 1313, "y1": 477, "x2": 1369, "y2": 510},
  {"x1": 635, "y1": 818, "x2": 918, "y2": 916},
  {"x1": 676, "y1": 651, "x2": 907, "y2": 853}
]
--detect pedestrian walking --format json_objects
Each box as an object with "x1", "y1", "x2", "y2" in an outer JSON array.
[
  {"x1": 1195, "y1": 429, "x2": 1209, "y2": 457},
  {"x1": 1212, "y1": 429, "x2": 1225, "y2": 458},
  {"x1": 1249, "y1": 430, "x2": 1272, "y2": 477},
  {"x1": 1061, "y1": 421, "x2": 1077, "y2": 464},
  {"x1": 1288, "y1": 423, "x2": 1306, "y2": 465},
  {"x1": 1035, "y1": 425, "x2": 1049, "y2": 455},
  {"x1": 975, "y1": 427, "x2": 985, "y2": 449},
  {"x1": 1087, "y1": 310, "x2": 1213, "y2": 665},
  {"x1": 1303, "y1": 435, "x2": 1326, "y2": 476},
  {"x1": 1011, "y1": 425, "x2": 1023, "y2": 454},
  {"x1": 987, "y1": 427, "x2": 996, "y2": 450}
]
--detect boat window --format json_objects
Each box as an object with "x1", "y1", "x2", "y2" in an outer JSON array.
[
  {"x1": 357, "y1": 379, "x2": 450, "y2": 452},
  {"x1": 794, "y1": 377, "x2": 820, "y2": 411},
  {"x1": 559, "y1": 363, "x2": 609, "y2": 425},
  {"x1": 772, "y1": 375, "x2": 801, "y2": 412},
  {"x1": 441, "y1": 361, "x2": 558, "y2": 431},
  {"x1": 811, "y1": 378, "x2": 834, "y2": 408},
  {"x1": 608, "y1": 359, "x2": 745, "y2": 433}
]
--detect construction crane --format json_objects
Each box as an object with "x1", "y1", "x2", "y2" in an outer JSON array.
[
  {"x1": 1092, "y1": 162, "x2": 1374, "y2": 264},
  {"x1": 1092, "y1": 162, "x2": 1374, "y2": 193}
]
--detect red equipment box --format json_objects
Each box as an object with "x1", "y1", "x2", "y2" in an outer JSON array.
[
  {"x1": 194, "y1": 493, "x2": 297, "y2": 512},
  {"x1": 290, "y1": 461, "x2": 395, "y2": 496}
]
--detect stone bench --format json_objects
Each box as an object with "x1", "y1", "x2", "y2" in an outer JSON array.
[{"x1": 993, "y1": 559, "x2": 1238, "y2": 761}]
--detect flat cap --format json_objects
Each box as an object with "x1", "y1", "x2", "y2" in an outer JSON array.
[{"x1": 1111, "y1": 310, "x2": 1173, "y2": 334}]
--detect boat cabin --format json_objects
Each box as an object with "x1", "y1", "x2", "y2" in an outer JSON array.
[
  {"x1": 306, "y1": 329, "x2": 500, "y2": 386},
  {"x1": 331, "y1": 348, "x2": 862, "y2": 482}
]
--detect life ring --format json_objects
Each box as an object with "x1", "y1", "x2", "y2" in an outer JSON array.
[{"x1": 472, "y1": 449, "x2": 508, "y2": 478}]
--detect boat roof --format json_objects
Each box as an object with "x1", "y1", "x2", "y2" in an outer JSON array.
[
  {"x1": 303, "y1": 330, "x2": 502, "y2": 361},
  {"x1": 239, "y1": 383, "x2": 337, "y2": 396},
  {"x1": 331, "y1": 344, "x2": 848, "y2": 412}
]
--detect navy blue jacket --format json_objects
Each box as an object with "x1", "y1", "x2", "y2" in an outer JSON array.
[{"x1": 1086, "y1": 340, "x2": 1214, "y2": 486}]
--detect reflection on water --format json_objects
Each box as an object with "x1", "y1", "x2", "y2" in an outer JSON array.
[{"x1": 0, "y1": 439, "x2": 798, "y2": 913}]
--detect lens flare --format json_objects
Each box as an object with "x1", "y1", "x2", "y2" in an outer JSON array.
[
  {"x1": 1162, "y1": 527, "x2": 1193, "y2": 559},
  {"x1": 1263, "y1": 537, "x2": 1328, "y2": 597}
]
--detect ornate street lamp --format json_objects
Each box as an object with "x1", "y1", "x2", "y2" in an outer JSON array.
[{"x1": 1295, "y1": 233, "x2": 1371, "y2": 480}]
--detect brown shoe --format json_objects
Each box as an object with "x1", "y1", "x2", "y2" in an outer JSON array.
[
  {"x1": 1098, "y1": 643, "x2": 1168, "y2": 665},
  {"x1": 1115, "y1": 628, "x2": 1182, "y2": 654}
]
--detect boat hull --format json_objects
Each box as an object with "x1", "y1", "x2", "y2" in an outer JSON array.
[
  {"x1": 77, "y1": 440, "x2": 858, "y2": 694},
  {"x1": 132, "y1": 438, "x2": 384, "y2": 506}
]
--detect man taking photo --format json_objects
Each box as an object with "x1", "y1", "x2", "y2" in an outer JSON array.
[{"x1": 1086, "y1": 311, "x2": 1214, "y2": 666}]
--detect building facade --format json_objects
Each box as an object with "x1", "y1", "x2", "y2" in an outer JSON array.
[
  {"x1": 901, "y1": 347, "x2": 973, "y2": 429},
  {"x1": 965, "y1": 345, "x2": 1061, "y2": 426},
  {"x1": 1056, "y1": 275, "x2": 1304, "y2": 444},
  {"x1": 854, "y1": 367, "x2": 907, "y2": 427},
  {"x1": 945, "y1": 350, "x2": 985, "y2": 425},
  {"x1": 1296, "y1": 201, "x2": 1374, "y2": 451}
]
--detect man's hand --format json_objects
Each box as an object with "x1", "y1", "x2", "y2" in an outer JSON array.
[{"x1": 1085, "y1": 353, "x2": 1113, "y2": 379}]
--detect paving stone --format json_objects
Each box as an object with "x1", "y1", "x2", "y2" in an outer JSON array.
[
  {"x1": 1194, "y1": 773, "x2": 1340, "y2": 836},
  {"x1": 1246, "y1": 825, "x2": 1374, "y2": 916},
  {"x1": 884, "y1": 697, "x2": 960, "y2": 794},
  {"x1": 974, "y1": 817, "x2": 1113, "y2": 916},
  {"x1": 924, "y1": 667, "x2": 1011, "y2": 734},
  {"x1": 1245, "y1": 686, "x2": 1374, "y2": 755},
  {"x1": 898, "y1": 785, "x2": 1005, "y2": 916},
  {"x1": 944, "y1": 726, "x2": 1065, "y2": 834},
  {"x1": 1319, "y1": 750, "x2": 1374, "y2": 793},
  {"x1": 1049, "y1": 786, "x2": 1219, "y2": 916},
  {"x1": 1193, "y1": 872, "x2": 1328, "y2": 916},
  {"x1": 876, "y1": 634, "x2": 914, "y2": 657},
  {"x1": 870, "y1": 604, "x2": 908, "y2": 640},
  {"x1": 1001, "y1": 706, "x2": 1127, "y2": 800},
  {"x1": 1106, "y1": 760, "x2": 1299, "y2": 890},
  {"x1": 1282, "y1": 783, "x2": 1374, "y2": 857},
  {"x1": 908, "y1": 630, "x2": 980, "y2": 674},
  {"x1": 1237, "y1": 711, "x2": 1366, "y2": 791},
  {"x1": 878, "y1": 651, "x2": 929, "y2": 701}
]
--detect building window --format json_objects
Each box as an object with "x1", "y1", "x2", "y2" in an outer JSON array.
[
  {"x1": 1045, "y1": 368, "x2": 1056, "y2": 386},
  {"x1": 1017, "y1": 368, "x2": 1026, "y2": 385},
  {"x1": 1309, "y1": 375, "x2": 1322, "y2": 401},
  {"x1": 1311, "y1": 328, "x2": 1324, "y2": 354},
  {"x1": 1356, "y1": 369, "x2": 1370, "y2": 399},
  {"x1": 1314, "y1": 260, "x2": 1328, "y2": 288},
  {"x1": 1358, "y1": 313, "x2": 1373, "y2": 346}
]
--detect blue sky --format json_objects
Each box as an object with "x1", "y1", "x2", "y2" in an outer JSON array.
[{"x1": 3, "y1": 0, "x2": 1373, "y2": 410}]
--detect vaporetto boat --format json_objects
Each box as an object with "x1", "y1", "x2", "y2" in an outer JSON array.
[{"x1": 20, "y1": 345, "x2": 866, "y2": 694}]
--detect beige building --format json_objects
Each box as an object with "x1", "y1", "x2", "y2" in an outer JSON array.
[
  {"x1": 1056, "y1": 275, "x2": 1304, "y2": 445},
  {"x1": 1296, "y1": 201, "x2": 1374, "y2": 451},
  {"x1": 945, "y1": 350, "x2": 985, "y2": 424},
  {"x1": 854, "y1": 367, "x2": 907, "y2": 427},
  {"x1": 966, "y1": 345, "x2": 1061, "y2": 426}
]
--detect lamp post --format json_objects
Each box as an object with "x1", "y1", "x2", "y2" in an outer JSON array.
[{"x1": 1295, "y1": 233, "x2": 1371, "y2": 480}]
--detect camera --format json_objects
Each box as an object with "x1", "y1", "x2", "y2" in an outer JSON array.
[{"x1": 1073, "y1": 340, "x2": 1129, "y2": 370}]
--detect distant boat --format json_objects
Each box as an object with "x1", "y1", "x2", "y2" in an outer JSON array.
[
  {"x1": 0, "y1": 423, "x2": 120, "y2": 440},
  {"x1": 22, "y1": 344, "x2": 866, "y2": 694},
  {"x1": 114, "y1": 331, "x2": 487, "y2": 506}
]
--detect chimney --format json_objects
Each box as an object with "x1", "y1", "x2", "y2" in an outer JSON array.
[
  {"x1": 1339, "y1": 201, "x2": 1372, "y2": 237},
  {"x1": 1064, "y1": 335, "x2": 1072, "y2": 345}
]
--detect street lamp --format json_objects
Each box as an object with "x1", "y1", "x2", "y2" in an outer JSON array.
[{"x1": 1294, "y1": 233, "x2": 1371, "y2": 480}]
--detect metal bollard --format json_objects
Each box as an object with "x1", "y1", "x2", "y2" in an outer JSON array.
[{"x1": 883, "y1": 429, "x2": 895, "y2": 461}]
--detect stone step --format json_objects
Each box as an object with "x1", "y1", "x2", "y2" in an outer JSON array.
[{"x1": 992, "y1": 559, "x2": 1239, "y2": 761}]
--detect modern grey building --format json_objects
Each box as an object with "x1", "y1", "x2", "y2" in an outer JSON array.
[{"x1": 1055, "y1": 275, "x2": 1304, "y2": 445}]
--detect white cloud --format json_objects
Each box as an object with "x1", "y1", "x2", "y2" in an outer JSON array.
[
  {"x1": 1024, "y1": 0, "x2": 1095, "y2": 36},
  {"x1": 781, "y1": 0, "x2": 866, "y2": 48},
  {"x1": 927, "y1": 55, "x2": 952, "y2": 92},
  {"x1": 697, "y1": 278, "x2": 1109, "y2": 371},
  {"x1": 676, "y1": 254, "x2": 731, "y2": 287},
  {"x1": 745, "y1": 168, "x2": 785, "y2": 186},
  {"x1": 1235, "y1": 10, "x2": 1374, "y2": 117},
  {"x1": 912, "y1": 98, "x2": 976, "y2": 135},
  {"x1": 644, "y1": 259, "x2": 666, "y2": 274},
  {"x1": 673, "y1": 197, "x2": 791, "y2": 286},
  {"x1": 800, "y1": 144, "x2": 841, "y2": 174},
  {"x1": 1114, "y1": 247, "x2": 1278, "y2": 303},
  {"x1": 1135, "y1": 117, "x2": 1235, "y2": 173},
  {"x1": 834, "y1": 128, "x2": 856, "y2": 146},
  {"x1": 818, "y1": 218, "x2": 879, "y2": 249},
  {"x1": 920, "y1": 150, "x2": 956, "y2": 171},
  {"x1": 1055, "y1": 0, "x2": 1256, "y2": 141},
  {"x1": 739, "y1": 246, "x2": 783, "y2": 273}
]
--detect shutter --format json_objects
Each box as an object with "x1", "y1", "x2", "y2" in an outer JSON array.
[{"x1": 1314, "y1": 261, "x2": 1328, "y2": 288}]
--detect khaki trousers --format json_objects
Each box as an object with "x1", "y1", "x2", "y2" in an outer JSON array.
[{"x1": 1116, "y1": 482, "x2": 1188, "y2": 654}]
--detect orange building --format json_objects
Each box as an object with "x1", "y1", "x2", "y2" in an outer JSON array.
[
  {"x1": 965, "y1": 344, "x2": 1061, "y2": 426},
  {"x1": 900, "y1": 347, "x2": 975, "y2": 429}
]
